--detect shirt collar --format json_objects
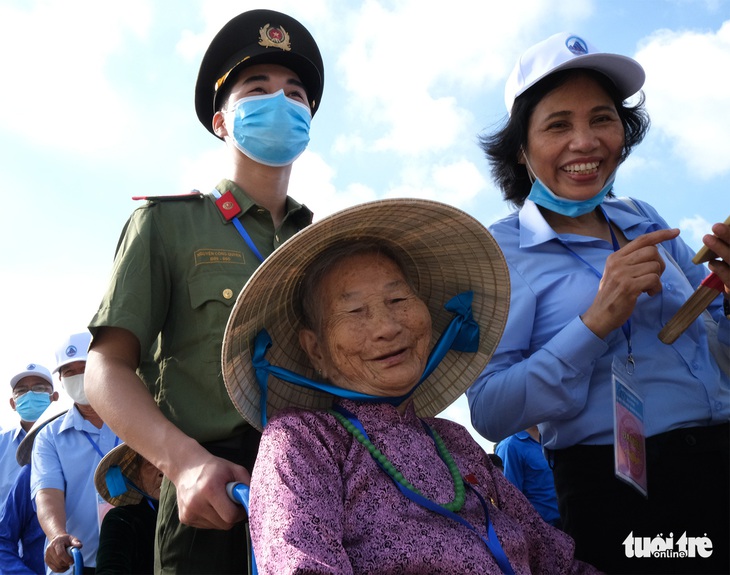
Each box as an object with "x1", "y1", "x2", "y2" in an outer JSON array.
[
  {"x1": 518, "y1": 197, "x2": 657, "y2": 250},
  {"x1": 214, "y1": 179, "x2": 313, "y2": 227},
  {"x1": 59, "y1": 405, "x2": 99, "y2": 434},
  {"x1": 11, "y1": 425, "x2": 26, "y2": 443},
  {"x1": 518, "y1": 200, "x2": 558, "y2": 249},
  {"x1": 515, "y1": 430, "x2": 532, "y2": 441}
]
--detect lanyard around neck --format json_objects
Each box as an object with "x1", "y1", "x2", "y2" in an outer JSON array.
[
  {"x1": 211, "y1": 189, "x2": 265, "y2": 263},
  {"x1": 332, "y1": 404, "x2": 515, "y2": 575},
  {"x1": 81, "y1": 430, "x2": 119, "y2": 458},
  {"x1": 556, "y1": 207, "x2": 634, "y2": 373}
]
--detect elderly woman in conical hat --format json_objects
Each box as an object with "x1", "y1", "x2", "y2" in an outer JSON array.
[{"x1": 222, "y1": 198, "x2": 600, "y2": 574}]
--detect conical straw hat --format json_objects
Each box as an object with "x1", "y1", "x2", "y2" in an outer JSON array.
[{"x1": 222, "y1": 198, "x2": 510, "y2": 431}]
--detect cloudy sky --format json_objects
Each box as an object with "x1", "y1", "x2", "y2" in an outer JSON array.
[{"x1": 1, "y1": 0, "x2": 728, "y2": 451}]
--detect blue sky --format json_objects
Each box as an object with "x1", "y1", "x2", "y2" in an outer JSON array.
[{"x1": 1, "y1": 0, "x2": 728, "y2": 451}]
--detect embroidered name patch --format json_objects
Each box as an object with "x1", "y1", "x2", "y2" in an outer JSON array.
[{"x1": 194, "y1": 249, "x2": 245, "y2": 265}]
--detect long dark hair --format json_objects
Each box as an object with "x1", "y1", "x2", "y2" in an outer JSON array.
[{"x1": 480, "y1": 69, "x2": 650, "y2": 208}]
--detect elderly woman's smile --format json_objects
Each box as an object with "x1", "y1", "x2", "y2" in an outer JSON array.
[{"x1": 299, "y1": 251, "x2": 432, "y2": 400}]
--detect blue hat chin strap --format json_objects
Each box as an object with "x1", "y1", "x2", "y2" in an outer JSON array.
[
  {"x1": 105, "y1": 466, "x2": 158, "y2": 509},
  {"x1": 251, "y1": 291, "x2": 479, "y2": 428}
]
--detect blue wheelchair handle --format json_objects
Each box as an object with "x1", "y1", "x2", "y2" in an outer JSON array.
[
  {"x1": 67, "y1": 546, "x2": 83, "y2": 575},
  {"x1": 226, "y1": 481, "x2": 251, "y2": 511},
  {"x1": 226, "y1": 482, "x2": 257, "y2": 575}
]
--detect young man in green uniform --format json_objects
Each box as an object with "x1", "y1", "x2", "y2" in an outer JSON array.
[{"x1": 85, "y1": 9, "x2": 324, "y2": 573}]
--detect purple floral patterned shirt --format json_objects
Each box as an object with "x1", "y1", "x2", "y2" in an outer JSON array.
[{"x1": 250, "y1": 399, "x2": 601, "y2": 574}]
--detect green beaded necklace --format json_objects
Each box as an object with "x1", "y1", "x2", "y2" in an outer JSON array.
[{"x1": 329, "y1": 408, "x2": 466, "y2": 513}]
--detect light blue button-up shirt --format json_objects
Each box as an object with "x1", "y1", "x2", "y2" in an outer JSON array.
[
  {"x1": 0, "y1": 424, "x2": 26, "y2": 504},
  {"x1": 30, "y1": 406, "x2": 119, "y2": 571},
  {"x1": 467, "y1": 197, "x2": 729, "y2": 450}
]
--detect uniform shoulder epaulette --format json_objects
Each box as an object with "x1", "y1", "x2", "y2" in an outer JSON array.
[{"x1": 132, "y1": 190, "x2": 205, "y2": 202}]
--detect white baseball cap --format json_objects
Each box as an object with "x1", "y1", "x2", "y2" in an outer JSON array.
[
  {"x1": 504, "y1": 32, "x2": 645, "y2": 114},
  {"x1": 9, "y1": 363, "x2": 53, "y2": 389},
  {"x1": 53, "y1": 331, "x2": 92, "y2": 373}
]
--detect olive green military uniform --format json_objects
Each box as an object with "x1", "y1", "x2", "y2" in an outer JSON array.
[{"x1": 89, "y1": 178, "x2": 312, "y2": 573}]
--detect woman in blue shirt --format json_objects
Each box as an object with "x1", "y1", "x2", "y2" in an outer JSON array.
[{"x1": 467, "y1": 32, "x2": 729, "y2": 574}]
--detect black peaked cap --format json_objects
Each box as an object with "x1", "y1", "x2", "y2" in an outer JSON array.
[{"x1": 195, "y1": 9, "x2": 324, "y2": 136}]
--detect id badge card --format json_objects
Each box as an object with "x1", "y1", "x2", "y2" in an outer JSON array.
[{"x1": 612, "y1": 356, "x2": 648, "y2": 497}]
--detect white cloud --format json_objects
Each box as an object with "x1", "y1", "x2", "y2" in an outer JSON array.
[
  {"x1": 291, "y1": 151, "x2": 378, "y2": 219},
  {"x1": 0, "y1": 268, "x2": 108, "y2": 428},
  {"x1": 636, "y1": 21, "x2": 730, "y2": 177},
  {"x1": 332, "y1": 132, "x2": 366, "y2": 154},
  {"x1": 177, "y1": 146, "x2": 230, "y2": 194},
  {"x1": 0, "y1": 0, "x2": 151, "y2": 154},
  {"x1": 176, "y1": 28, "x2": 207, "y2": 63},
  {"x1": 679, "y1": 214, "x2": 712, "y2": 248},
  {"x1": 369, "y1": 158, "x2": 488, "y2": 214},
  {"x1": 184, "y1": 0, "x2": 332, "y2": 64},
  {"x1": 372, "y1": 95, "x2": 471, "y2": 155},
  {"x1": 334, "y1": 0, "x2": 550, "y2": 156},
  {"x1": 431, "y1": 160, "x2": 488, "y2": 205}
]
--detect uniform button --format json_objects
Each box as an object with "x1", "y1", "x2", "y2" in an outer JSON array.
[
  {"x1": 716, "y1": 401, "x2": 724, "y2": 410},
  {"x1": 664, "y1": 283, "x2": 673, "y2": 291},
  {"x1": 684, "y1": 434, "x2": 697, "y2": 446},
  {"x1": 223, "y1": 289, "x2": 233, "y2": 299}
]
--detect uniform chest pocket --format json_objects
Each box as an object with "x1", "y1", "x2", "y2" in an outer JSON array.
[{"x1": 187, "y1": 273, "x2": 242, "y2": 310}]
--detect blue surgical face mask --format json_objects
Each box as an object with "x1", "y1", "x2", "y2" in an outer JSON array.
[
  {"x1": 524, "y1": 157, "x2": 617, "y2": 218},
  {"x1": 228, "y1": 90, "x2": 311, "y2": 167},
  {"x1": 15, "y1": 391, "x2": 52, "y2": 422}
]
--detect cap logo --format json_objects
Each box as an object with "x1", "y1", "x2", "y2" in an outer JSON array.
[
  {"x1": 26, "y1": 363, "x2": 36, "y2": 370},
  {"x1": 565, "y1": 36, "x2": 589, "y2": 56},
  {"x1": 258, "y1": 24, "x2": 291, "y2": 52},
  {"x1": 65, "y1": 345, "x2": 78, "y2": 358}
]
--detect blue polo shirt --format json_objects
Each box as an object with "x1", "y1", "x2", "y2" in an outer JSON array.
[
  {"x1": 0, "y1": 464, "x2": 44, "y2": 574},
  {"x1": 30, "y1": 406, "x2": 118, "y2": 571},
  {"x1": 495, "y1": 431, "x2": 561, "y2": 526}
]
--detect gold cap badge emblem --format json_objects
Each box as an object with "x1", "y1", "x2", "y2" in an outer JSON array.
[{"x1": 258, "y1": 23, "x2": 291, "y2": 51}]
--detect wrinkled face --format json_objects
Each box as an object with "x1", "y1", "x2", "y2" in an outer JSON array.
[
  {"x1": 137, "y1": 458, "x2": 163, "y2": 501},
  {"x1": 524, "y1": 72, "x2": 625, "y2": 201},
  {"x1": 299, "y1": 252, "x2": 432, "y2": 397}
]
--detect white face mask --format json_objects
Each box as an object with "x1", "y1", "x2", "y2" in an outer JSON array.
[{"x1": 62, "y1": 373, "x2": 89, "y2": 405}]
